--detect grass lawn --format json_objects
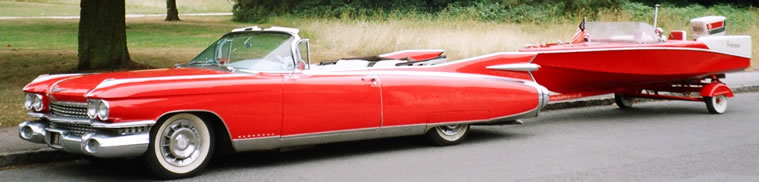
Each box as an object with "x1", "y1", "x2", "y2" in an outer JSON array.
[
  {"x1": 0, "y1": 16, "x2": 247, "y2": 127},
  {"x1": 0, "y1": 0, "x2": 233, "y2": 17},
  {"x1": 1, "y1": 14, "x2": 758, "y2": 127}
]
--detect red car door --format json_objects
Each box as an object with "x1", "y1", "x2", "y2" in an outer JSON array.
[{"x1": 281, "y1": 72, "x2": 381, "y2": 136}]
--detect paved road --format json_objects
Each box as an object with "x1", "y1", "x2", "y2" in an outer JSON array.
[{"x1": 2, "y1": 93, "x2": 758, "y2": 181}]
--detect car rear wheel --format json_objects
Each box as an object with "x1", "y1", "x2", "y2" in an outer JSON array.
[
  {"x1": 614, "y1": 93, "x2": 635, "y2": 109},
  {"x1": 145, "y1": 113, "x2": 214, "y2": 179},
  {"x1": 426, "y1": 124, "x2": 470, "y2": 146},
  {"x1": 705, "y1": 95, "x2": 728, "y2": 114}
]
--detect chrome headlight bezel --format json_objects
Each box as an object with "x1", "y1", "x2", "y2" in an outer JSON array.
[
  {"x1": 32, "y1": 94, "x2": 44, "y2": 112},
  {"x1": 87, "y1": 99, "x2": 99, "y2": 119},
  {"x1": 87, "y1": 99, "x2": 110, "y2": 121},
  {"x1": 96, "y1": 100, "x2": 109, "y2": 121},
  {"x1": 24, "y1": 93, "x2": 34, "y2": 110}
]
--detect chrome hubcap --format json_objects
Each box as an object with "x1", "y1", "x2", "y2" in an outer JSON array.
[
  {"x1": 436, "y1": 124, "x2": 467, "y2": 141},
  {"x1": 161, "y1": 120, "x2": 201, "y2": 167},
  {"x1": 439, "y1": 125, "x2": 462, "y2": 136}
]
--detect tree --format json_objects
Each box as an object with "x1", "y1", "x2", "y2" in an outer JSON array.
[
  {"x1": 166, "y1": 0, "x2": 181, "y2": 21},
  {"x1": 78, "y1": 0, "x2": 132, "y2": 69}
]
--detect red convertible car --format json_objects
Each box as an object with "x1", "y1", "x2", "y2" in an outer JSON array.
[{"x1": 18, "y1": 26, "x2": 549, "y2": 178}]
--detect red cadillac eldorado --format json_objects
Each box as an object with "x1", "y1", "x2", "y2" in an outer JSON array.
[{"x1": 18, "y1": 26, "x2": 549, "y2": 178}]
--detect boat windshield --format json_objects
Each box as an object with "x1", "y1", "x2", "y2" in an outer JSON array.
[
  {"x1": 188, "y1": 32, "x2": 295, "y2": 71},
  {"x1": 586, "y1": 22, "x2": 658, "y2": 43}
]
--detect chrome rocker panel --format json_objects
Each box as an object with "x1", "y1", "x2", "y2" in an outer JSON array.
[{"x1": 19, "y1": 120, "x2": 150, "y2": 158}]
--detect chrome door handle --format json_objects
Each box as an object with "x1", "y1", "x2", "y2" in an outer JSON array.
[
  {"x1": 361, "y1": 77, "x2": 376, "y2": 82},
  {"x1": 361, "y1": 76, "x2": 379, "y2": 87}
]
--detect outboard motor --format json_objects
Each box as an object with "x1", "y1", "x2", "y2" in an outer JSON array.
[
  {"x1": 690, "y1": 16, "x2": 726, "y2": 39},
  {"x1": 691, "y1": 16, "x2": 751, "y2": 59}
]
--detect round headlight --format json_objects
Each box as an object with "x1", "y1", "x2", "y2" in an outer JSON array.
[
  {"x1": 97, "y1": 100, "x2": 109, "y2": 120},
  {"x1": 87, "y1": 100, "x2": 99, "y2": 119},
  {"x1": 24, "y1": 94, "x2": 34, "y2": 110},
  {"x1": 32, "y1": 94, "x2": 44, "y2": 111}
]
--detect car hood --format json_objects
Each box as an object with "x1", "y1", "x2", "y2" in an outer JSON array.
[{"x1": 47, "y1": 68, "x2": 242, "y2": 102}]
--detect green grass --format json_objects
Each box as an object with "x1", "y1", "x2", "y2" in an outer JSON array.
[
  {"x1": 0, "y1": 17, "x2": 245, "y2": 49},
  {"x1": 0, "y1": 16, "x2": 247, "y2": 127},
  {"x1": 0, "y1": 0, "x2": 233, "y2": 17}
]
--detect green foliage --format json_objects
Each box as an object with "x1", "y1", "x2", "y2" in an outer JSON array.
[{"x1": 232, "y1": 0, "x2": 757, "y2": 25}]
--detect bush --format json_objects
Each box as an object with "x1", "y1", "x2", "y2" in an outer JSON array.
[{"x1": 231, "y1": 0, "x2": 758, "y2": 25}]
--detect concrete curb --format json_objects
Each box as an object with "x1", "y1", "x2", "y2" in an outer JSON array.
[
  {"x1": 1, "y1": 85, "x2": 757, "y2": 168},
  {"x1": 0, "y1": 148, "x2": 80, "y2": 168}
]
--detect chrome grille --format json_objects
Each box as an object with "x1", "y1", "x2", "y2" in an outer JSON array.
[
  {"x1": 50, "y1": 101, "x2": 88, "y2": 119},
  {"x1": 50, "y1": 122, "x2": 96, "y2": 136}
]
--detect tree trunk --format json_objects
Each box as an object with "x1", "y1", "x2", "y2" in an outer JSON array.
[
  {"x1": 78, "y1": 0, "x2": 132, "y2": 69},
  {"x1": 165, "y1": 0, "x2": 180, "y2": 21}
]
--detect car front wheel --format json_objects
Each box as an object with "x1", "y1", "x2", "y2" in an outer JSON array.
[
  {"x1": 426, "y1": 124, "x2": 470, "y2": 146},
  {"x1": 145, "y1": 113, "x2": 214, "y2": 179}
]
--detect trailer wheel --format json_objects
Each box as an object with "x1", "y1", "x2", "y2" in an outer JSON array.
[
  {"x1": 705, "y1": 95, "x2": 728, "y2": 114},
  {"x1": 614, "y1": 93, "x2": 635, "y2": 109}
]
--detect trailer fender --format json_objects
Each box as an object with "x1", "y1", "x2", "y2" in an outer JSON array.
[{"x1": 701, "y1": 82, "x2": 734, "y2": 98}]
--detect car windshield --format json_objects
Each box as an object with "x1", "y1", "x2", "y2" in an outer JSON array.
[
  {"x1": 189, "y1": 32, "x2": 295, "y2": 71},
  {"x1": 585, "y1": 22, "x2": 658, "y2": 43}
]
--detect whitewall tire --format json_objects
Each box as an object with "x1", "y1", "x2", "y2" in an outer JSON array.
[
  {"x1": 705, "y1": 95, "x2": 728, "y2": 114},
  {"x1": 426, "y1": 124, "x2": 470, "y2": 146},
  {"x1": 145, "y1": 113, "x2": 214, "y2": 179}
]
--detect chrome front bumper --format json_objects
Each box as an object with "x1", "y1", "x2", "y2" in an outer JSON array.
[{"x1": 19, "y1": 120, "x2": 150, "y2": 158}]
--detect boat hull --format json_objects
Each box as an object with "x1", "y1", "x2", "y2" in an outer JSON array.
[{"x1": 530, "y1": 47, "x2": 750, "y2": 94}]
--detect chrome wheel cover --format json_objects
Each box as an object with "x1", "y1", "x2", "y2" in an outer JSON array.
[
  {"x1": 435, "y1": 124, "x2": 467, "y2": 141},
  {"x1": 153, "y1": 114, "x2": 211, "y2": 174},
  {"x1": 161, "y1": 120, "x2": 201, "y2": 166}
]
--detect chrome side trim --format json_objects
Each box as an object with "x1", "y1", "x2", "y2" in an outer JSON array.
[
  {"x1": 486, "y1": 63, "x2": 541, "y2": 72},
  {"x1": 231, "y1": 136, "x2": 281, "y2": 151},
  {"x1": 91, "y1": 120, "x2": 156, "y2": 129},
  {"x1": 231, "y1": 124, "x2": 427, "y2": 152}
]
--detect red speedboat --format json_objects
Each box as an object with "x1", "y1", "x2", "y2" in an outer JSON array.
[{"x1": 429, "y1": 16, "x2": 750, "y2": 114}]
